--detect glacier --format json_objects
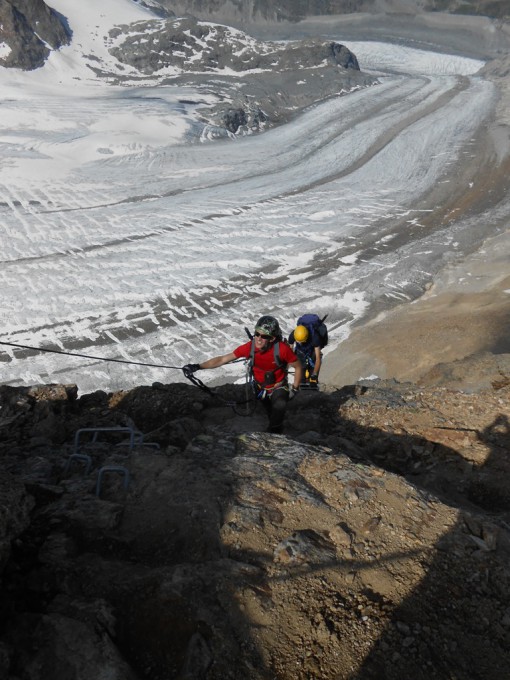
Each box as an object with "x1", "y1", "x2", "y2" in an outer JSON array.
[{"x1": 0, "y1": 0, "x2": 500, "y2": 392}]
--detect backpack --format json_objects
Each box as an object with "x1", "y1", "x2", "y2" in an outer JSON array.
[{"x1": 296, "y1": 313, "x2": 329, "y2": 349}]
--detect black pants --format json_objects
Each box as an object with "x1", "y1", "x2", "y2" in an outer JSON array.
[{"x1": 262, "y1": 387, "x2": 289, "y2": 434}]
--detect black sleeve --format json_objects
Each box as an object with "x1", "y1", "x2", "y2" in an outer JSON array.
[{"x1": 288, "y1": 331, "x2": 295, "y2": 344}]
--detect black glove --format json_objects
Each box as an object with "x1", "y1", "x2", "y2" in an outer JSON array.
[
  {"x1": 183, "y1": 363, "x2": 201, "y2": 378},
  {"x1": 310, "y1": 373, "x2": 318, "y2": 383},
  {"x1": 289, "y1": 386, "x2": 299, "y2": 400}
]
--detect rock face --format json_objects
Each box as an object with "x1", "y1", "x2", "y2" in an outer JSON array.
[
  {"x1": 0, "y1": 471, "x2": 33, "y2": 581},
  {"x1": 0, "y1": 0, "x2": 70, "y2": 70},
  {"x1": 108, "y1": 14, "x2": 371, "y2": 133},
  {"x1": 109, "y1": 15, "x2": 368, "y2": 132},
  {"x1": 155, "y1": 0, "x2": 510, "y2": 22},
  {"x1": 0, "y1": 361, "x2": 509, "y2": 679},
  {"x1": 152, "y1": 0, "x2": 380, "y2": 24},
  {"x1": 110, "y1": 16, "x2": 361, "y2": 75}
]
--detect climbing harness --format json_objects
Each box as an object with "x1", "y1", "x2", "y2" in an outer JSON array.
[
  {"x1": 234, "y1": 356, "x2": 257, "y2": 417},
  {"x1": 245, "y1": 329, "x2": 294, "y2": 413}
]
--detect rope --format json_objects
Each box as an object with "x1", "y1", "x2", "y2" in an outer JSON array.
[
  {"x1": 1, "y1": 338, "x2": 254, "y2": 412},
  {"x1": 184, "y1": 367, "x2": 255, "y2": 412},
  {"x1": 0, "y1": 340, "x2": 182, "y2": 370},
  {"x1": 182, "y1": 369, "x2": 217, "y2": 397}
]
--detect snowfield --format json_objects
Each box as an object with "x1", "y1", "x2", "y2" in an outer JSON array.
[{"x1": 0, "y1": 0, "x2": 499, "y2": 392}]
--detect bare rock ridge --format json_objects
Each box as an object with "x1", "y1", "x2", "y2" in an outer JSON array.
[
  {"x1": 108, "y1": 15, "x2": 371, "y2": 132},
  {"x1": 0, "y1": 0, "x2": 70, "y2": 70},
  {"x1": 0, "y1": 356, "x2": 509, "y2": 679},
  {"x1": 109, "y1": 17, "x2": 361, "y2": 74}
]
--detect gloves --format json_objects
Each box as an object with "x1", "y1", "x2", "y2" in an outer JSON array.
[
  {"x1": 183, "y1": 363, "x2": 201, "y2": 378},
  {"x1": 310, "y1": 373, "x2": 318, "y2": 383},
  {"x1": 289, "y1": 386, "x2": 299, "y2": 400}
]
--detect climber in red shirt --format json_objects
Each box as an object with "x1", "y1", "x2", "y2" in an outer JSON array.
[{"x1": 183, "y1": 315, "x2": 303, "y2": 433}]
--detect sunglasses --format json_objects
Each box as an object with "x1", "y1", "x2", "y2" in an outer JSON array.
[{"x1": 254, "y1": 331, "x2": 273, "y2": 340}]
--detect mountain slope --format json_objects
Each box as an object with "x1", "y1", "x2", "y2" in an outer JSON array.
[
  {"x1": 0, "y1": 372, "x2": 509, "y2": 679},
  {"x1": 154, "y1": 0, "x2": 510, "y2": 22},
  {"x1": 0, "y1": 0, "x2": 370, "y2": 136}
]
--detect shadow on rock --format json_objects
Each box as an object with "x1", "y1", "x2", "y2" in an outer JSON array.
[
  {"x1": 1, "y1": 379, "x2": 510, "y2": 679},
  {"x1": 322, "y1": 384, "x2": 510, "y2": 680}
]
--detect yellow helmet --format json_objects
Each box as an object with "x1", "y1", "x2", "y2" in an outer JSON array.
[{"x1": 294, "y1": 325, "x2": 309, "y2": 343}]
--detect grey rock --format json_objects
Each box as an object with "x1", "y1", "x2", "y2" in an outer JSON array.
[
  {"x1": 0, "y1": 641, "x2": 10, "y2": 678},
  {"x1": 38, "y1": 496, "x2": 124, "y2": 533},
  {"x1": 17, "y1": 613, "x2": 138, "y2": 680},
  {"x1": 223, "y1": 107, "x2": 248, "y2": 134},
  {"x1": 420, "y1": 351, "x2": 510, "y2": 392},
  {"x1": 0, "y1": 0, "x2": 70, "y2": 70},
  {"x1": 156, "y1": 0, "x2": 355, "y2": 23},
  {"x1": 132, "y1": 0, "x2": 175, "y2": 18},
  {"x1": 38, "y1": 532, "x2": 77, "y2": 565},
  {"x1": 0, "y1": 469, "x2": 34, "y2": 575},
  {"x1": 179, "y1": 632, "x2": 213, "y2": 680},
  {"x1": 111, "y1": 16, "x2": 362, "y2": 77},
  {"x1": 155, "y1": 0, "x2": 510, "y2": 23},
  {"x1": 1, "y1": 376, "x2": 510, "y2": 679},
  {"x1": 104, "y1": 11, "x2": 376, "y2": 139},
  {"x1": 274, "y1": 528, "x2": 337, "y2": 565}
]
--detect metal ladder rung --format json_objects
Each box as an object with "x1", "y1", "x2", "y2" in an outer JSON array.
[
  {"x1": 95, "y1": 465, "x2": 130, "y2": 497},
  {"x1": 73, "y1": 427, "x2": 137, "y2": 455},
  {"x1": 64, "y1": 453, "x2": 93, "y2": 475}
]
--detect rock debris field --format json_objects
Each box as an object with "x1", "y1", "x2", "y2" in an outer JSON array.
[{"x1": 0, "y1": 354, "x2": 509, "y2": 679}]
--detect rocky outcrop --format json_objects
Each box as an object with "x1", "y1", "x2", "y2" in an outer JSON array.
[
  {"x1": 0, "y1": 0, "x2": 70, "y2": 70},
  {"x1": 110, "y1": 16, "x2": 361, "y2": 75},
  {"x1": 133, "y1": 0, "x2": 175, "y2": 18},
  {"x1": 109, "y1": 15, "x2": 371, "y2": 133},
  {"x1": 0, "y1": 365, "x2": 509, "y2": 678}
]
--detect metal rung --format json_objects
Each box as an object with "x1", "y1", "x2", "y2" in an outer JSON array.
[
  {"x1": 64, "y1": 453, "x2": 93, "y2": 475},
  {"x1": 110, "y1": 429, "x2": 143, "y2": 443},
  {"x1": 73, "y1": 427, "x2": 137, "y2": 455},
  {"x1": 95, "y1": 465, "x2": 130, "y2": 497},
  {"x1": 299, "y1": 382, "x2": 319, "y2": 391},
  {"x1": 115, "y1": 441, "x2": 160, "y2": 450}
]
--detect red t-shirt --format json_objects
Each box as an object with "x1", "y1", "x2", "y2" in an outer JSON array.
[{"x1": 234, "y1": 340, "x2": 298, "y2": 385}]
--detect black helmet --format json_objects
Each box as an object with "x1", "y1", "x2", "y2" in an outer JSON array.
[{"x1": 255, "y1": 315, "x2": 281, "y2": 339}]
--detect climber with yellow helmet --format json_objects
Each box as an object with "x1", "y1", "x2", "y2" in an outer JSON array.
[{"x1": 288, "y1": 314, "x2": 328, "y2": 388}]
